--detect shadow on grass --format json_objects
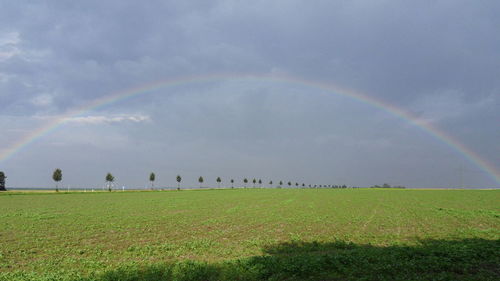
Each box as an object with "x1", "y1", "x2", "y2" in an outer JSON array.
[{"x1": 80, "y1": 238, "x2": 498, "y2": 281}]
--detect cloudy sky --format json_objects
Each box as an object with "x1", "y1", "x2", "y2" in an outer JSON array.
[{"x1": 1, "y1": 0, "x2": 499, "y2": 189}]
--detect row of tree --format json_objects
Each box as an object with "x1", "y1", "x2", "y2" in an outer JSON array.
[
  {"x1": 0, "y1": 170, "x2": 359, "y2": 191},
  {"x1": 370, "y1": 183, "x2": 406, "y2": 189}
]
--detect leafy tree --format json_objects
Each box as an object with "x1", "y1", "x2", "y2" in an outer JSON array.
[
  {"x1": 243, "y1": 178, "x2": 248, "y2": 188},
  {"x1": 105, "y1": 173, "x2": 114, "y2": 192},
  {"x1": 0, "y1": 171, "x2": 6, "y2": 191},
  {"x1": 216, "y1": 176, "x2": 222, "y2": 188},
  {"x1": 279, "y1": 181, "x2": 283, "y2": 188},
  {"x1": 52, "y1": 169, "x2": 62, "y2": 192},
  {"x1": 287, "y1": 181, "x2": 292, "y2": 187},
  {"x1": 302, "y1": 183, "x2": 305, "y2": 187},
  {"x1": 258, "y1": 179, "x2": 262, "y2": 187},
  {"x1": 269, "y1": 180, "x2": 273, "y2": 187},
  {"x1": 295, "y1": 182, "x2": 299, "y2": 187},
  {"x1": 198, "y1": 176, "x2": 204, "y2": 188},
  {"x1": 176, "y1": 175, "x2": 182, "y2": 190},
  {"x1": 252, "y1": 178, "x2": 256, "y2": 188},
  {"x1": 230, "y1": 179, "x2": 234, "y2": 188},
  {"x1": 149, "y1": 172, "x2": 156, "y2": 189}
]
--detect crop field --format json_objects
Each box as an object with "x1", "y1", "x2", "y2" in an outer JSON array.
[{"x1": 0, "y1": 188, "x2": 499, "y2": 281}]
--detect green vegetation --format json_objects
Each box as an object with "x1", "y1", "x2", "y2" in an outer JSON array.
[
  {"x1": 149, "y1": 173, "x2": 155, "y2": 189},
  {"x1": 52, "y1": 169, "x2": 62, "y2": 192},
  {"x1": 0, "y1": 189, "x2": 499, "y2": 280},
  {"x1": 105, "y1": 173, "x2": 115, "y2": 192},
  {"x1": 176, "y1": 175, "x2": 182, "y2": 190},
  {"x1": 0, "y1": 172, "x2": 5, "y2": 191}
]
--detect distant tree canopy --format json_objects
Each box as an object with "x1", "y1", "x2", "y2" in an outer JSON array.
[
  {"x1": 176, "y1": 175, "x2": 182, "y2": 190},
  {"x1": 149, "y1": 172, "x2": 156, "y2": 189},
  {"x1": 52, "y1": 169, "x2": 62, "y2": 192},
  {"x1": 216, "y1": 177, "x2": 222, "y2": 187},
  {"x1": 106, "y1": 173, "x2": 115, "y2": 191},
  {"x1": 0, "y1": 171, "x2": 6, "y2": 191},
  {"x1": 370, "y1": 183, "x2": 405, "y2": 189},
  {"x1": 106, "y1": 173, "x2": 114, "y2": 183},
  {"x1": 198, "y1": 176, "x2": 204, "y2": 187}
]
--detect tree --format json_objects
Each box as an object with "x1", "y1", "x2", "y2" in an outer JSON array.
[
  {"x1": 216, "y1": 176, "x2": 222, "y2": 188},
  {"x1": 295, "y1": 182, "x2": 299, "y2": 188},
  {"x1": 258, "y1": 179, "x2": 262, "y2": 187},
  {"x1": 302, "y1": 183, "x2": 305, "y2": 187},
  {"x1": 0, "y1": 171, "x2": 6, "y2": 191},
  {"x1": 269, "y1": 180, "x2": 273, "y2": 188},
  {"x1": 176, "y1": 175, "x2": 182, "y2": 190},
  {"x1": 230, "y1": 179, "x2": 234, "y2": 188},
  {"x1": 288, "y1": 181, "x2": 291, "y2": 188},
  {"x1": 243, "y1": 178, "x2": 248, "y2": 188},
  {"x1": 252, "y1": 178, "x2": 256, "y2": 188},
  {"x1": 198, "y1": 176, "x2": 204, "y2": 188},
  {"x1": 149, "y1": 172, "x2": 156, "y2": 189},
  {"x1": 279, "y1": 181, "x2": 283, "y2": 188},
  {"x1": 52, "y1": 169, "x2": 62, "y2": 192},
  {"x1": 105, "y1": 173, "x2": 114, "y2": 192}
]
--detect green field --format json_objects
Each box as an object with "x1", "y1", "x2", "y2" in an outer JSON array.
[{"x1": 0, "y1": 189, "x2": 499, "y2": 280}]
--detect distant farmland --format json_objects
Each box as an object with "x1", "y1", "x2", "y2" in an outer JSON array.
[{"x1": 0, "y1": 189, "x2": 499, "y2": 280}]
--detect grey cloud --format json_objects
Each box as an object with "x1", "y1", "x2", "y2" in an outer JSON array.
[{"x1": 0, "y1": 0, "x2": 498, "y2": 188}]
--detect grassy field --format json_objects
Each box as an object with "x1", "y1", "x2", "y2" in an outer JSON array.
[{"x1": 0, "y1": 188, "x2": 499, "y2": 280}]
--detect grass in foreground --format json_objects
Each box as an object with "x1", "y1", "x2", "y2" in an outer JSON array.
[{"x1": 0, "y1": 189, "x2": 499, "y2": 280}]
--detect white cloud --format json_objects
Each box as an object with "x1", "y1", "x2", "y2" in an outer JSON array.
[
  {"x1": 0, "y1": 31, "x2": 21, "y2": 61},
  {"x1": 64, "y1": 114, "x2": 151, "y2": 124},
  {"x1": 30, "y1": 94, "x2": 54, "y2": 107}
]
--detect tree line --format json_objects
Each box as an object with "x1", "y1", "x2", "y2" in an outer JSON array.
[
  {"x1": 0, "y1": 170, "x2": 365, "y2": 191},
  {"x1": 370, "y1": 183, "x2": 406, "y2": 189}
]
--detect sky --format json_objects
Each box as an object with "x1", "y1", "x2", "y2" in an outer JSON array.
[{"x1": 0, "y1": 0, "x2": 499, "y2": 189}]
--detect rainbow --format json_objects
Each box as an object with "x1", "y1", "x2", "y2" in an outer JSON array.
[{"x1": 1, "y1": 73, "x2": 499, "y2": 185}]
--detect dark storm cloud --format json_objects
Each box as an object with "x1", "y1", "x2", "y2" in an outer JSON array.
[{"x1": 2, "y1": 0, "x2": 499, "y2": 104}]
